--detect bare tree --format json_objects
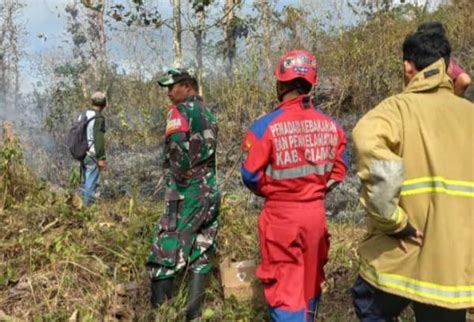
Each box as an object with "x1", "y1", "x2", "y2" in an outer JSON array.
[
  {"x1": 0, "y1": 1, "x2": 23, "y2": 112},
  {"x1": 65, "y1": 1, "x2": 89, "y2": 98},
  {"x1": 223, "y1": 0, "x2": 237, "y2": 79},
  {"x1": 173, "y1": 0, "x2": 183, "y2": 67},
  {"x1": 81, "y1": 0, "x2": 108, "y2": 91},
  {"x1": 195, "y1": 9, "x2": 205, "y2": 95},
  {"x1": 260, "y1": 0, "x2": 272, "y2": 72},
  {"x1": 190, "y1": 0, "x2": 212, "y2": 95},
  {"x1": 0, "y1": 4, "x2": 11, "y2": 106},
  {"x1": 10, "y1": 14, "x2": 19, "y2": 108},
  {"x1": 64, "y1": 0, "x2": 108, "y2": 98}
]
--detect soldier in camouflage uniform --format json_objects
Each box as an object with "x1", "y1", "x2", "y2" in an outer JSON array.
[{"x1": 146, "y1": 68, "x2": 220, "y2": 321}]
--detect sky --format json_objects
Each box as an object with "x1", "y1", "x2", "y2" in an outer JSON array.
[
  {"x1": 14, "y1": 0, "x2": 354, "y2": 93},
  {"x1": 13, "y1": 0, "x2": 444, "y2": 94}
]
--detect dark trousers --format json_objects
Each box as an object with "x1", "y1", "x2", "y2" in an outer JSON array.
[{"x1": 351, "y1": 276, "x2": 467, "y2": 322}]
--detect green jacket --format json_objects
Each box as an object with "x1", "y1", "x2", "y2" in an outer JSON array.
[
  {"x1": 163, "y1": 95, "x2": 218, "y2": 201},
  {"x1": 85, "y1": 109, "x2": 106, "y2": 161}
]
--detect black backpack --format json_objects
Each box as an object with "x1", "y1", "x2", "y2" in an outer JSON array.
[{"x1": 66, "y1": 112, "x2": 101, "y2": 161}]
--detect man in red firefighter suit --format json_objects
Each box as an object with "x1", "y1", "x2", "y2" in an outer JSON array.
[{"x1": 241, "y1": 50, "x2": 348, "y2": 321}]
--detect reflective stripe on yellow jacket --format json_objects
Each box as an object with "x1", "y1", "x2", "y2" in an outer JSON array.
[{"x1": 353, "y1": 59, "x2": 474, "y2": 309}]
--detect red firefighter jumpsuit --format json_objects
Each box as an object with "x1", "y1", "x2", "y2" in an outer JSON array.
[{"x1": 241, "y1": 93, "x2": 347, "y2": 321}]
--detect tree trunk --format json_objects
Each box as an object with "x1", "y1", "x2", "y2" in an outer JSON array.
[
  {"x1": 0, "y1": 1, "x2": 22, "y2": 112},
  {"x1": 96, "y1": 0, "x2": 107, "y2": 90},
  {"x1": 68, "y1": 1, "x2": 89, "y2": 99},
  {"x1": 260, "y1": 0, "x2": 272, "y2": 72},
  {"x1": 195, "y1": 9, "x2": 205, "y2": 95},
  {"x1": 173, "y1": 0, "x2": 182, "y2": 67},
  {"x1": 79, "y1": 0, "x2": 108, "y2": 93},
  {"x1": 10, "y1": 23, "x2": 19, "y2": 109},
  {"x1": 0, "y1": 12, "x2": 8, "y2": 108},
  {"x1": 224, "y1": 0, "x2": 236, "y2": 80}
]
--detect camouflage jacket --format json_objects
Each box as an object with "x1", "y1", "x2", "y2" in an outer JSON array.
[{"x1": 163, "y1": 95, "x2": 218, "y2": 201}]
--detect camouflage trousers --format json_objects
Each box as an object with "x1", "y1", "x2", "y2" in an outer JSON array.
[{"x1": 146, "y1": 188, "x2": 220, "y2": 280}]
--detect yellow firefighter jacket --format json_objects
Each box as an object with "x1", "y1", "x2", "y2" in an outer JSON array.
[{"x1": 353, "y1": 59, "x2": 474, "y2": 309}]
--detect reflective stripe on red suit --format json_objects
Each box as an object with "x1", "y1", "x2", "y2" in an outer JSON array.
[{"x1": 241, "y1": 95, "x2": 347, "y2": 321}]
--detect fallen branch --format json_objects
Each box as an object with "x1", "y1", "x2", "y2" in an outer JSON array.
[{"x1": 59, "y1": 260, "x2": 102, "y2": 278}]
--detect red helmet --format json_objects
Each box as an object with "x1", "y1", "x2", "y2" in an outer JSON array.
[{"x1": 274, "y1": 50, "x2": 318, "y2": 86}]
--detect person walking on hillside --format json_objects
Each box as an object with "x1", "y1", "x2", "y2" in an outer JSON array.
[
  {"x1": 241, "y1": 50, "x2": 348, "y2": 321},
  {"x1": 79, "y1": 91, "x2": 107, "y2": 207},
  {"x1": 146, "y1": 68, "x2": 220, "y2": 321},
  {"x1": 417, "y1": 21, "x2": 471, "y2": 96},
  {"x1": 351, "y1": 29, "x2": 474, "y2": 321}
]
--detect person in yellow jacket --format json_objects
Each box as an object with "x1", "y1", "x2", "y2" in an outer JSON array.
[{"x1": 351, "y1": 29, "x2": 474, "y2": 321}]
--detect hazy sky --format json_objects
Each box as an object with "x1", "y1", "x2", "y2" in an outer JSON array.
[
  {"x1": 16, "y1": 0, "x2": 355, "y2": 90},
  {"x1": 15, "y1": 0, "x2": 444, "y2": 93}
]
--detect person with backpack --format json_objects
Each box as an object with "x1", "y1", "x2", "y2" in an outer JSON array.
[
  {"x1": 240, "y1": 50, "x2": 348, "y2": 321},
  {"x1": 69, "y1": 91, "x2": 107, "y2": 207},
  {"x1": 146, "y1": 68, "x2": 219, "y2": 321}
]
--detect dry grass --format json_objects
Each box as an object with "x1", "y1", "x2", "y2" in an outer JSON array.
[
  {"x1": 0, "y1": 138, "x2": 366, "y2": 321},
  {"x1": 0, "y1": 178, "x2": 368, "y2": 321},
  {"x1": 0, "y1": 126, "x2": 38, "y2": 210}
]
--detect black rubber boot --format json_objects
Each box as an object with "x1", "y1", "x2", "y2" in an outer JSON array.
[
  {"x1": 150, "y1": 277, "x2": 174, "y2": 308},
  {"x1": 185, "y1": 272, "x2": 209, "y2": 321}
]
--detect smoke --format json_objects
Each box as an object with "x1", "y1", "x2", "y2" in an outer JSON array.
[
  {"x1": 1, "y1": 93, "x2": 70, "y2": 185},
  {"x1": 1, "y1": 91, "x2": 166, "y2": 200}
]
